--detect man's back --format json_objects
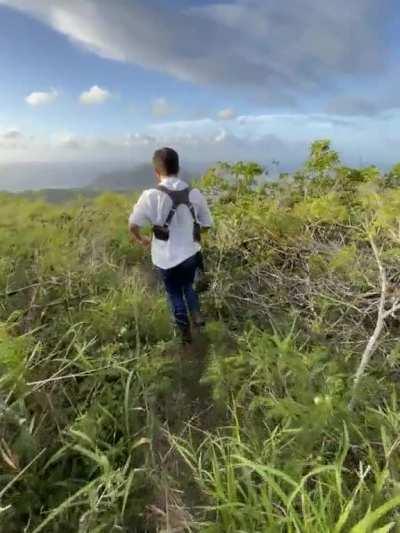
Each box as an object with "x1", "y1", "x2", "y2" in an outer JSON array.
[{"x1": 129, "y1": 176, "x2": 213, "y2": 269}]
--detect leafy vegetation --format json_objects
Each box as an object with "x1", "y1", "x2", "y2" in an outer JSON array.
[{"x1": 1, "y1": 140, "x2": 400, "y2": 532}]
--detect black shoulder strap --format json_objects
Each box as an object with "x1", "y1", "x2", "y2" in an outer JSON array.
[{"x1": 157, "y1": 185, "x2": 197, "y2": 226}]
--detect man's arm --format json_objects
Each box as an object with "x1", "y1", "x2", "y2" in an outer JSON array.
[
  {"x1": 128, "y1": 191, "x2": 153, "y2": 246},
  {"x1": 129, "y1": 223, "x2": 151, "y2": 246},
  {"x1": 196, "y1": 192, "x2": 213, "y2": 228}
]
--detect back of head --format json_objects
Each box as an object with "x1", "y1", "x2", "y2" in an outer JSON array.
[{"x1": 153, "y1": 147, "x2": 180, "y2": 177}]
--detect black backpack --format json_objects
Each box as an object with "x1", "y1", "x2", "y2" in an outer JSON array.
[{"x1": 152, "y1": 185, "x2": 201, "y2": 242}]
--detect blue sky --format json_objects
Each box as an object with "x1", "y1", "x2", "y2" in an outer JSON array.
[{"x1": 0, "y1": 0, "x2": 399, "y2": 171}]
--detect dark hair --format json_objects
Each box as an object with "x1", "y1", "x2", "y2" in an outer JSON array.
[{"x1": 152, "y1": 147, "x2": 180, "y2": 176}]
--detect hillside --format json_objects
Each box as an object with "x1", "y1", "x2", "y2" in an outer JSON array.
[
  {"x1": 12, "y1": 188, "x2": 103, "y2": 204},
  {"x1": 1, "y1": 140, "x2": 400, "y2": 531}
]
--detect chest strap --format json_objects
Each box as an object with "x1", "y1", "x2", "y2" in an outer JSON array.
[
  {"x1": 157, "y1": 185, "x2": 198, "y2": 226},
  {"x1": 153, "y1": 185, "x2": 201, "y2": 242}
]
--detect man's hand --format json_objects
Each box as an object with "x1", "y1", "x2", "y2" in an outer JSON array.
[
  {"x1": 138, "y1": 236, "x2": 151, "y2": 247},
  {"x1": 129, "y1": 224, "x2": 151, "y2": 247}
]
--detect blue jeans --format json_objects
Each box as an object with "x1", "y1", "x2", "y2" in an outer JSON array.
[{"x1": 157, "y1": 253, "x2": 202, "y2": 334}]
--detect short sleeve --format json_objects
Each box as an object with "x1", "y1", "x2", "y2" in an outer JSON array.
[
  {"x1": 129, "y1": 191, "x2": 152, "y2": 227},
  {"x1": 194, "y1": 191, "x2": 213, "y2": 228}
]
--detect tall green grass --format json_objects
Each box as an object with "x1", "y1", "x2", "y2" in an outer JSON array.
[{"x1": 2, "y1": 147, "x2": 400, "y2": 530}]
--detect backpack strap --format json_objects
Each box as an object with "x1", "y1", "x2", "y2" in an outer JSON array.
[{"x1": 157, "y1": 185, "x2": 197, "y2": 226}]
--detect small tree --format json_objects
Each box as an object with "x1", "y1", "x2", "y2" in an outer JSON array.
[
  {"x1": 229, "y1": 162, "x2": 264, "y2": 198},
  {"x1": 301, "y1": 139, "x2": 340, "y2": 197},
  {"x1": 385, "y1": 162, "x2": 400, "y2": 188}
]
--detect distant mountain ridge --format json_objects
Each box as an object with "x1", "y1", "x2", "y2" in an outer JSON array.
[
  {"x1": 88, "y1": 164, "x2": 198, "y2": 190},
  {"x1": 0, "y1": 161, "x2": 204, "y2": 193},
  {"x1": 0, "y1": 161, "x2": 103, "y2": 191},
  {"x1": 88, "y1": 164, "x2": 154, "y2": 190}
]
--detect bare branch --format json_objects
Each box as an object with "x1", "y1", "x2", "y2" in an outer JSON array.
[
  {"x1": 349, "y1": 234, "x2": 387, "y2": 410},
  {"x1": 383, "y1": 299, "x2": 400, "y2": 320}
]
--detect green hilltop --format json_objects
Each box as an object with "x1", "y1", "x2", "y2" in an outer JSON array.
[{"x1": 1, "y1": 140, "x2": 400, "y2": 532}]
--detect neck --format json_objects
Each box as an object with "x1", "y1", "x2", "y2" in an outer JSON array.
[{"x1": 159, "y1": 175, "x2": 178, "y2": 182}]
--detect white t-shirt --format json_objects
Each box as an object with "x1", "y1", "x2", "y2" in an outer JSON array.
[{"x1": 129, "y1": 177, "x2": 213, "y2": 269}]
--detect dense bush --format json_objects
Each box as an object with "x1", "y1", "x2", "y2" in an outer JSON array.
[{"x1": 1, "y1": 140, "x2": 400, "y2": 531}]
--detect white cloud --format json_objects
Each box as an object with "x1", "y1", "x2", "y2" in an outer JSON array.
[
  {"x1": 2, "y1": 110, "x2": 400, "y2": 171},
  {"x1": 125, "y1": 133, "x2": 156, "y2": 146},
  {"x1": 151, "y1": 97, "x2": 174, "y2": 118},
  {"x1": 54, "y1": 133, "x2": 83, "y2": 149},
  {"x1": 1, "y1": 0, "x2": 391, "y2": 108},
  {"x1": 149, "y1": 118, "x2": 219, "y2": 144},
  {"x1": 1, "y1": 129, "x2": 23, "y2": 140},
  {"x1": 80, "y1": 85, "x2": 111, "y2": 105},
  {"x1": 25, "y1": 89, "x2": 58, "y2": 107},
  {"x1": 0, "y1": 128, "x2": 27, "y2": 149},
  {"x1": 217, "y1": 108, "x2": 236, "y2": 120},
  {"x1": 215, "y1": 129, "x2": 228, "y2": 142}
]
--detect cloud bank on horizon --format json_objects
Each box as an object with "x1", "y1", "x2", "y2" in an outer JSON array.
[{"x1": 0, "y1": 0, "x2": 399, "y2": 171}]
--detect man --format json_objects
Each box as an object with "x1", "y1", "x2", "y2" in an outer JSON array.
[{"x1": 129, "y1": 147, "x2": 213, "y2": 344}]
